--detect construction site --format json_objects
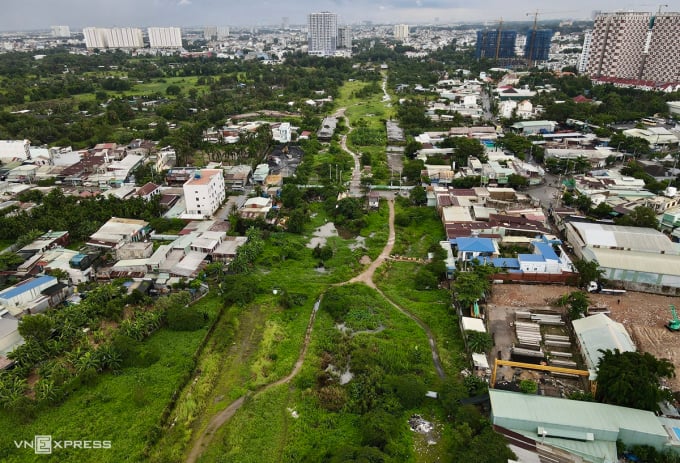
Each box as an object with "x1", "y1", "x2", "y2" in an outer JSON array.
[{"x1": 485, "y1": 283, "x2": 680, "y2": 395}]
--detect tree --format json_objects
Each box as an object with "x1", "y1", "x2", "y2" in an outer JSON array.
[
  {"x1": 573, "y1": 259, "x2": 604, "y2": 288},
  {"x1": 466, "y1": 330, "x2": 493, "y2": 353},
  {"x1": 575, "y1": 194, "x2": 592, "y2": 214},
  {"x1": 507, "y1": 174, "x2": 529, "y2": 190},
  {"x1": 18, "y1": 314, "x2": 54, "y2": 344},
  {"x1": 616, "y1": 206, "x2": 659, "y2": 229},
  {"x1": 409, "y1": 185, "x2": 427, "y2": 206},
  {"x1": 591, "y1": 202, "x2": 613, "y2": 219},
  {"x1": 166, "y1": 84, "x2": 182, "y2": 96},
  {"x1": 558, "y1": 291, "x2": 589, "y2": 320},
  {"x1": 280, "y1": 184, "x2": 302, "y2": 209},
  {"x1": 596, "y1": 350, "x2": 675, "y2": 412}
]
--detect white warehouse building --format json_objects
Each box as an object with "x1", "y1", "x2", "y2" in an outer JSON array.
[
  {"x1": 183, "y1": 169, "x2": 226, "y2": 219},
  {"x1": 565, "y1": 221, "x2": 680, "y2": 292}
]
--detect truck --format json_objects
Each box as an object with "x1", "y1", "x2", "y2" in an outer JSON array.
[{"x1": 587, "y1": 281, "x2": 626, "y2": 295}]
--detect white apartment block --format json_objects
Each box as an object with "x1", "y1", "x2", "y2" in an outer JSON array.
[
  {"x1": 183, "y1": 169, "x2": 226, "y2": 218},
  {"x1": 148, "y1": 27, "x2": 182, "y2": 48},
  {"x1": 83, "y1": 27, "x2": 144, "y2": 49},
  {"x1": 51, "y1": 26, "x2": 70, "y2": 37},
  {"x1": 586, "y1": 11, "x2": 680, "y2": 84},
  {"x1": 394, "y1": 24, "x2": 409, "y2": 40},
  {"x1": 308, "y1": 11, "x2": 337, "y2": 56},
  {"x1": 578, "y1": 31, "x2": 592, "y2": 73}
]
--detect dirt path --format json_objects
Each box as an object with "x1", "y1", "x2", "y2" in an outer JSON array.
[
  {"x1": 345, "y1": 199, "x2": 446, "y2": 379},
  {"x1": 186, "y1": 301, "x2": 320, "y2": 463},
  {"x1": 186, "y1": 111, "x2": 446, "y2": 462},
  {"x1": 348, "y1": 199, "x2": 396, "y2": 288},
  {"x1": 334, "y1": 107, "x2": 362, "y2": 197}
]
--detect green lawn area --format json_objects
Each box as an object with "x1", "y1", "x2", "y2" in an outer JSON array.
[{"x1": 0, "y1": 294, "x2": 222, "y2": 463}]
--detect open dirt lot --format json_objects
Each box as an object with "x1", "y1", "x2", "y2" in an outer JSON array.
[{"x1": 488, "y1": 284, "x2": 680, "y2": 391}]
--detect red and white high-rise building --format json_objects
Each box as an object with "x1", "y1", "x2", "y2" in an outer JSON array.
[{"x1": 585, "y1": 11, "x2": 680, "y2": 85}]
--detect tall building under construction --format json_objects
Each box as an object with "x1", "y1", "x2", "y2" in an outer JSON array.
[
  {"x1": 524, "y1": 29, "x2": 553, "y2": 62},
  {"x1": 475, "y1": 30, "x2": 517, "y2": 60},
  {"x1": 584, "y1": 11, "x2": 680, "y2": 84}
]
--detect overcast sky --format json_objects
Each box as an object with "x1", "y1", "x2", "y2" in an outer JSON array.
[{"x1": 0, "y1": 0, "x2": 670, "y2": 31}]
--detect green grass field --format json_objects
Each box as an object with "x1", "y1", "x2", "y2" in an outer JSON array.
[{"x1": 0, "y1": 294, "x2": 223, "y2": 463}]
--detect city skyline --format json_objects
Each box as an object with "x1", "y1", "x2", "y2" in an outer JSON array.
[{"x1": 0, "y1": 0, "x2": 660, "y2": 32}]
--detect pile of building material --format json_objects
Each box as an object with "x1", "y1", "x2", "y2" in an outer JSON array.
[
  {"x1": 515, "y1": 321, "x2": 541, "y2": 348},
  {"x1": 530, "y1": 313, "x2": 564, "y2": 326},
  {"x1": 544, "y1": 334, "x2": 571, "y2": 348}
]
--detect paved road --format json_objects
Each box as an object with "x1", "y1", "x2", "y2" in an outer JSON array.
[{"x1": 525, "y1": 173, "x2": 561, "y2": 209}]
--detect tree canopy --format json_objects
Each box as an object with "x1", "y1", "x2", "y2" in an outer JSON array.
[{"x1": 596, "y1": 350, "x2": 675, "y2": 412}]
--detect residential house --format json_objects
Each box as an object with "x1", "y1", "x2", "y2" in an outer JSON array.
[
  {"x1": 87, "y1": 217, "x2": 149, "y2": 249},
  {"x1": 183, "y1": 169, "x2": 226, "y2": 218},
  {"x1": 253, "y1": 164, "x2": 270, "y2": 184},
  {"x1": 451, "y1": 237, "x2": 499, "y2": 263},
  {"x1": 223, "y1": 165, "x2": 252, "y2": 190},
  {"x1": 0, "y1": 275, "x2": 68, "y2": 317},
  {"x1": 136, "y1": 182, "x2": 161, "y2": 201},
  {"x1": 239, "y1": 196, "x2": 273, "y2": 220}
]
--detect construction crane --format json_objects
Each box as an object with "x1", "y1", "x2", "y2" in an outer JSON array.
[
  {"x1": 494, "y1": 18, "x2": 504, "y2": 62},
  {"x1": 525, "y1": 9, "x2": 579, "y2": 67},
  {"x1": 667, "y1": 305, "x2": 680, "y2": 332},
  {"x1": 490, "y1": 358, "x2": 595, "y2": 394}
]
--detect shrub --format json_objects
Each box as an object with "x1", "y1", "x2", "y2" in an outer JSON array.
[{"x1": 166, "y1": 305, "x2": 206, "y2": 331}]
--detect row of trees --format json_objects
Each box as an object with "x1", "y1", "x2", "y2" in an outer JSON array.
[{"x1": 0, "y1": 285, "x2": 204, "y2": 411}]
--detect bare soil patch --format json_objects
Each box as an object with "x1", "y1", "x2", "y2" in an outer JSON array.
[{"x1": 489, "y1": 284, "x2": 680, "y2": 390}]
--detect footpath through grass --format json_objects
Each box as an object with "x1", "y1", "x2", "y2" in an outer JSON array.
[{"x1": 334, "y1": 78, "x2": 396, "y2": 183}]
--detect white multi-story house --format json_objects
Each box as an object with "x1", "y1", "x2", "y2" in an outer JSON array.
[{"x1": 183, "y1": 169, "x2": 226, "y2": 218}]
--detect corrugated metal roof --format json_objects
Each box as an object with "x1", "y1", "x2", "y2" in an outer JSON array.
[
  {"x1": 572, "y1": 314, "x2": 636, "y2": 372},
  {"x1": 0, "y1": 276, "x2": 57, "y2": 300},
  {"x1": 462, "y1": 317, "x2": 486, "y2": 333},
  {"x1": 586, "y1": 247, "x2": 680, "y2": 276},
  {"x1": 490, "y1": 390, "x2": 669, "y2": 451},
  {"x1": 453, "y1": 237, "x2": 497, "y2": 253},
  {"x1": 519, "y1": 254, "x2": 545, "y2": 263},
  {"x1": 571, "y1": 222, "x2": 676, "y2": 254}
]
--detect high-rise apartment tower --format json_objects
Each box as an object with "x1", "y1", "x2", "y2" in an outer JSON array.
[
  {"x1": 337, "y1": 26, "x2": 352, "y2": 49},
  {"x1": 307, "y1": 11, "x2": 337, "y2": 56},
  {"x1": 394, "y1": 24, "x2": 409, "y2": 40},
  {"x1": 475, "y1": 30, "x2": 517, "y2": 59},
  {"x1": 585, "y1": 11, "x2": 680, "y2": 84},
  {"x1": 148, "y1": 27, "x2": 182, "y2": 48}
]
